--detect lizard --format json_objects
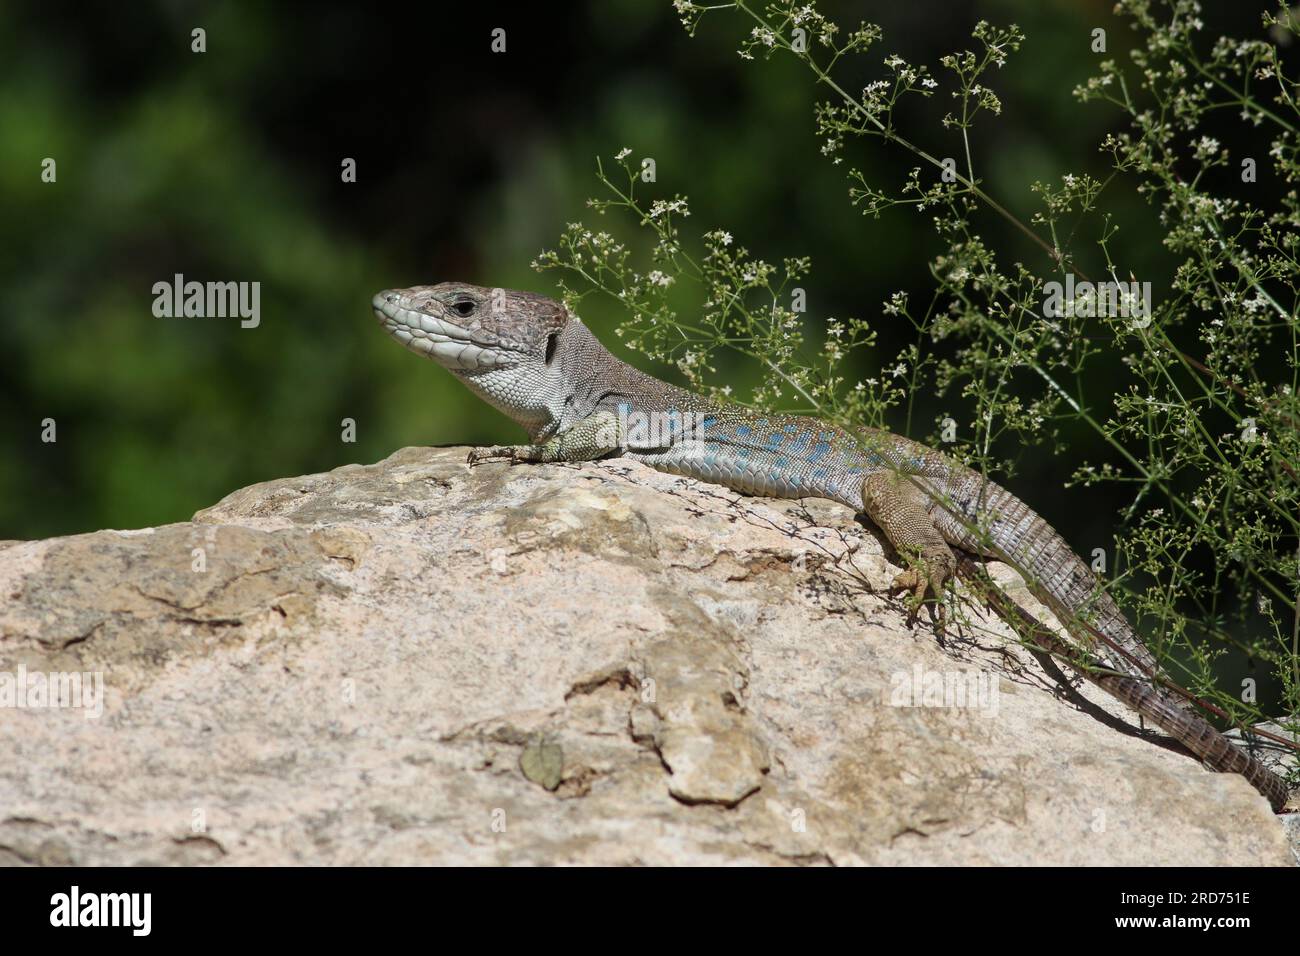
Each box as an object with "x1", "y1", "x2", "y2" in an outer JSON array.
[{"x1": 372, "y1": 280, "x2": 1293, "y2": 812}]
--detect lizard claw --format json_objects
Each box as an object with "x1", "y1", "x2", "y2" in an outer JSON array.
[{"x1": 932, "y1": 598, "x2": 948, "y2": 639}]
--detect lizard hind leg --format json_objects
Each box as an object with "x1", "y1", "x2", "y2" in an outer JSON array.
[{"x1": 861, "y1": 471, "x2": 957, "y2": 630}]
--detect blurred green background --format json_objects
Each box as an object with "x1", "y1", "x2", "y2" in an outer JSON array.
[{"x1": 0, "y1": 0, "x2": 1275, "y2": 544}]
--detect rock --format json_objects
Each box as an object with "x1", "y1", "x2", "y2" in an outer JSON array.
[
  {"x1": 1225, "y1": 721, "x2": 1300, "y2": 862},
  {"x1": 0, "y1": 447, "x2": 1292, "y2": 865}
]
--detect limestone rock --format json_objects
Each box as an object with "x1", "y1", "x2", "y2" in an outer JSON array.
[{"x1": 0, "y1": 447, "x2": 1291, "y2": 865}]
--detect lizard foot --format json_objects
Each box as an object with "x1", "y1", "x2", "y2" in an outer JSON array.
[
  {"x1": 467, "y1": 445, "x2": 533, "y2": 466},
  {"x1": 887, "y1": 552, "x2": 954, "y2": 635}
]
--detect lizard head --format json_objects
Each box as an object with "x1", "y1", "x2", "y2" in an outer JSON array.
[
  {"x1": 372, "y1": 281, "x2": 575, "y2": 437},
  {"x1": 372, "y1": 282, "x2": 567, "y2": 377}
]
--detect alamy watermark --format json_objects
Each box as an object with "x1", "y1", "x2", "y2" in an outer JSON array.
[
  {"x1": 50, "y1": 886, "x2": 150, "y2": 936},
  {"x1": 889, "y1": 664, "x2": 999, "y2": 716},
  {"x1": 595, "y1": 407, "x2": 715, "y2": 450},
  {"x1": 152, "y1": 273, "x2": 260, "y2": 328},
  {"x1": 1042, "y1": 274, "x2": 1152, "y2": 326},
  {"x1": 0, "y1": 666, "x2": 103, "y2": 719}
]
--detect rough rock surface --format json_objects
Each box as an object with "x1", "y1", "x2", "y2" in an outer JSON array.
[{"x1": 0, "y1": 446, "x2": 1293, "y2": 865}]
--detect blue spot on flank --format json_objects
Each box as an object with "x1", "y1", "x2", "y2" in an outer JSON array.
[
  {"x1": 739, "y1": 447, "x2": 752, "y2": 460},
  {"x1": 818, "y1": 431, "x2": 834, "y2": 442},
  {"x1": 784, "y1": 423, "x2": 797, "y2": 433},
  {"x1": 774, "y1": 456, "x2": 789, "y2": 471},
  {"x1": 808, "y1": 441, "x2": 831, "y2": 462},
  {"x1": 766, "y1": 431, "x2": 784, "y2": 447},
  {"x1": 812, "y1": 467, "x2": 828, "y2": 482},
  {"x1": 617, "y1": 402, "x2": 632, "y2": 416},
  {"x1": 701, "y1": 415, "x2": 718, "y2": 431},
  {"x1": 735, "y1": 425, "x2": 752, "y2": 438}
]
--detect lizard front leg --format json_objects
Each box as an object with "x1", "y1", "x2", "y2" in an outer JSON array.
[
  {"x1": 861, "y1": 470, "x2": 957, "y2": 629},
  {"x1": 467, "y1": 410, "x2": 625, "y2": 466}
]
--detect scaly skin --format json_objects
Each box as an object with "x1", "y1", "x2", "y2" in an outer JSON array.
[{"x1": 373, "y1": 281, "x2": 1292, "y2": 812}]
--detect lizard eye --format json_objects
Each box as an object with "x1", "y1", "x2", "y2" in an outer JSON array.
[{"x1": 451, "y1": 299, "x2": 476, "y2": 318}]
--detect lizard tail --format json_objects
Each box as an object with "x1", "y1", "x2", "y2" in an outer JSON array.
[
  {"x1": 926, "y1": 472, "x2": 1292, "y2": 810},
  {"x1": 928, "y1": 471, "x2": 1168, "y2": 687},
  {"x1": 956, "y1": 556, "x2": 1292, "y2": 812}
]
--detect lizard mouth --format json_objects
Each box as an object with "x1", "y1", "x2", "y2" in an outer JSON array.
[{"x1": 372, "y1": 291, "x2": 512, "y2": 371}]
